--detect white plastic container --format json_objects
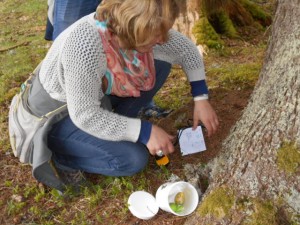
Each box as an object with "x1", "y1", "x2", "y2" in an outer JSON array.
[
  {"x1": 128, "y1": 191, "x2": 159, "y2": 220},
  {"x1": 127, "y1": 181, "x2": 199, "y2": 219},
  {"x1": 155, "y1": 181, "x2": 199, "y2": 216}
]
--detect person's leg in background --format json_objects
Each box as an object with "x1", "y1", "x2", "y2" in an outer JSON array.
[
  {"x1": 52, "y1": 0, "x2": 101, "y2": 39},
  {"x1": 45, "y1": 0, "x2": 55, "y2": 40},
  {"x1": 45, "y1": 0, "x2": 101, "y2": 41}
]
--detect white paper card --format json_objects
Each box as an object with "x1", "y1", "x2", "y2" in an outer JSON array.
[{"x1": 178, "y1": 126, "x2": 206, "y2": 156}]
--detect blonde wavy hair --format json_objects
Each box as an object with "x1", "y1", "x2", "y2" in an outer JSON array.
[{"x1": 96, "y1": 0, "x2": 180, "y2": 49}]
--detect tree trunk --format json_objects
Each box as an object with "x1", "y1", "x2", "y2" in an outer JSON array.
[
  {"x1": 173, "y1": 0, "x2": 201, "y2": 43},
  {"x1": 185, "y1": 0, "x2": 300, "y2": 224}
]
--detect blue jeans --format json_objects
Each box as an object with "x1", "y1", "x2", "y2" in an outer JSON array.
[
  {"x1": 45, "y1": 0, "x2": 101, "y2": 40},
  {"x1": 48, "y1": 60, "x2": 171, "y2": 176}
]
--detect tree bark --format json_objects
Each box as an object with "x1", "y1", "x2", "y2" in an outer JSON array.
[
  {"x1": 185, "y1": 0, "x2": 300, "y2": 224},
  {"x1": 173, "y1": 0, "x2": 201, "y2": 43}
]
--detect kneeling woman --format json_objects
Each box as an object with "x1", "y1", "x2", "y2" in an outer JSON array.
[{"x1": 25, "y1": 0, "x2": 219, "y2": 191}]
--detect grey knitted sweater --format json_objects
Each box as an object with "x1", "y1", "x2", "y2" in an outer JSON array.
[{"x1": 39, "y1": 13, "x2": 206, "y2": 143}]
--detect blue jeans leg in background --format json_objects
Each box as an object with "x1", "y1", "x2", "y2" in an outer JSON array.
[
  {"x1": 45, "y1": 17, "x2": 54, "y2": 41},
  {"x1": 45, "y1": 0, "x2": 101, "y2": 40}
]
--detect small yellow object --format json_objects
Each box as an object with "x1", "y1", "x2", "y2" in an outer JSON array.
[
  {"x1": 174, "y1": 192, "x2": 185, "y2": 205},
  {"x1": 155, "y1": 155, "x2": 169, "y2": 166}
]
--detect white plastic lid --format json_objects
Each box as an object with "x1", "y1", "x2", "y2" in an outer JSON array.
[{"x1": 128, "y1": 191, "x2": 159, "y2": 220}]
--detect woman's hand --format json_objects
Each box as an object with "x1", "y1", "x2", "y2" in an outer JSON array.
[
  {"x1": 193, "y1": 100, "x2": 219, "y2": 137},
  {"x1": 146, "y1": 125, "x2": 175, "y2": 156}
]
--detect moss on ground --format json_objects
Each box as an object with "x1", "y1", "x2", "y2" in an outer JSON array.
[
  {"x1": 207, "y1": 63, "x2": 261, "y2": 90},
  {"x1": 154, "y1": 68, "x2": 191, "y2": 111}
]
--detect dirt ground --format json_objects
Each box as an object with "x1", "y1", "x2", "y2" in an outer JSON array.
[
  {"x1": 126, "y1": 87, "x2": 253, "y2": 225},
  {"x1": 161, "y1": 87, "x2": 253, "y2": 163},
  {"x1": 0, "y1": 86, "x2": 253, "y2": 225},
  {"x1": 81, "y1": 88, "x2": 251, "y2": 225}
]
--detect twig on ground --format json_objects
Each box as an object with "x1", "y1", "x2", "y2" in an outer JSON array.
[{"x1": 0, "y1": 41, "x2": 30, "y2": 53}]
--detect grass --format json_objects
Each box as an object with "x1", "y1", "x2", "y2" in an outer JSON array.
[
  {"x1": 207, "y1": 62, "x2": 262, "y2": 89},
  {"x1": 3, "y1": 172, "x2": 154, "y2": 224},
  {"x1": 0, "y1": 0, "x2": 47, "y2": 105},
  {"x1": 0, "y1": 0, "x2": 268, "y2": 224},
  {"x1": 154, "y1": 68, "x2": 192, "y2": 110}
]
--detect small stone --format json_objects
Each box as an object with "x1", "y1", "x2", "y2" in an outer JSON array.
[
  {"x1": 11, "y1": 194, "x2": 24, "y2": 203},
  {"x1": 13, "y1": 216, "x2": 21, "y2": 224},
  {"x1": 38, "y1": 182, "x2": 45, "y2": 191}
]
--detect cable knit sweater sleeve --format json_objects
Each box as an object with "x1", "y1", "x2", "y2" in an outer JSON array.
[
  {"x1": 40, "y1": 20, "x2": 141, "y2": 142},
  {"x1": 154, "y1": 29, "x2": 208, "y2": 96}
]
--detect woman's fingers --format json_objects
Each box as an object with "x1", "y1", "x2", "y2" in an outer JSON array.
[
  {"x1": 146, "y1": 125, "x2": 175, "y2": 155},
  {"x1": 193, "y1": 100, "x2": 219, "y2": 137}
]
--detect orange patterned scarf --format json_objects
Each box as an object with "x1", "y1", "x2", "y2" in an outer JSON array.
[{"x1": 97, "y1": 20, "x2": 156, "y2": 97}]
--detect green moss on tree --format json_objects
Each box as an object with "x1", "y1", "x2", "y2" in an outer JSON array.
[
  {"x1": 277, "y1": 142, "x2": 300, "y2": 175},
  {"x1": 243, "y1": 200, "x2": 277, "y2": 225},
  {"x1": 192, "y1": 0, "x2": 272, "y2": 50},
  {"x1": 241, "y1": 0, "x2": 272, "y2": 27},
  {"x1": 208, "y1": 10, "x2": 238, "y2": 38},
  {"x1": 193, "y1": 17, "x2": 224, "y2": 49},
  {"x1": 198, "y1": 187, "x2": 235, "y2": 219}
]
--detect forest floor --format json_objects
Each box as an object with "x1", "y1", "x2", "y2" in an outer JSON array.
[
  {"x1": 0, "y1": 1, "x2": 273, "y2": 224},
  {"x1": 0, "y1": 36, "x2": 266, "y2": 225}
]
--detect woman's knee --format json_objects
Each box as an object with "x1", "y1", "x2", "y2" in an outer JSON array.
[
  {"x1": 112, "y1": 145, "x2": 149, "y2": 176},
  {"x1": 76, "y1": 143, "x2": 149, "y2": 176}
]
